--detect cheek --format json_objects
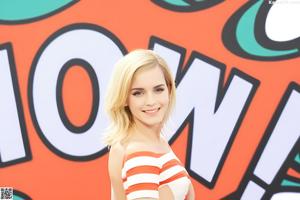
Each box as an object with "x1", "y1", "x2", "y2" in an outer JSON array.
[
  {"x1": 128, "y1": 97, "x2": 142, "y2": 110},
  {"x1": 161, "y1": 93, "x2": 170, "y2": 105}
]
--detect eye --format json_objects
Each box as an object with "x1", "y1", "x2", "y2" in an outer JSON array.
[
  {"x1": 155, "y1": 87, "x2": 165, "y2": 93},
  {"x1": 132, "y1": 91, "x2": 143, "y2": 96}
]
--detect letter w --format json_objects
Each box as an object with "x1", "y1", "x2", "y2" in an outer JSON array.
[{"x1": 151, "y1": 37, "x2": 259, "y2": 188}]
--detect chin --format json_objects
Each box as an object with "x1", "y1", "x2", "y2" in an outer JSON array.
[{"x1": 140, "y1": 118, "x2": 164, "y2": 127}]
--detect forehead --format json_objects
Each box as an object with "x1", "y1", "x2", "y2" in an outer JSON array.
[{"x1": 131, "y1": 65, "x2": 166, "y2": 88}]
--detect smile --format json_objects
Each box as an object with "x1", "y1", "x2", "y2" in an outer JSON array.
[{"x1": 142, "y1": 108, "x2": 160, "y2": 114}]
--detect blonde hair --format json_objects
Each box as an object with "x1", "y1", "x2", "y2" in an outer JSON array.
[{"x1": 103, "y1": 49, "x2": 176, "y2": 146}]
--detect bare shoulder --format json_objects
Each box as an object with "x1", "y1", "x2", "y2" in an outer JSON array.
[
  {"x1": 108, "y1": 142, "x2": 126, "y2": 177},
  {"x1": 109, "y1": 142, "x2": 125, "y2": 159},
  {"x1": 108, "y1": 142, "x2": 127, "y2": 200}
]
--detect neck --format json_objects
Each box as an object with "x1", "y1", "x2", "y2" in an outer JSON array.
[{"x1": 130, "y1": 120, "x2": 163, "y2": 142}]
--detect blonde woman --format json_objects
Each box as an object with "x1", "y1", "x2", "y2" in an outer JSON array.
[{"x1": 104, "y1": 49, "x2": 195, "y2": 200}]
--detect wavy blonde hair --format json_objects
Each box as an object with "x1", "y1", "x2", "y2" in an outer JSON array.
[{"x1": 103, "y1": 49, "x2": 176, "y2": 146}]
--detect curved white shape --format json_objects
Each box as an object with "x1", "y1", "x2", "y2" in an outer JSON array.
[
  {"x1": 32, "y1": 28, "x2": 124, "y2": 156},
  {"x1": 271, "y1": 192, "x2": 300, "y2": 200},
  {"x1": 266, "y1": 0, "x2": 300, "y2": 41}
]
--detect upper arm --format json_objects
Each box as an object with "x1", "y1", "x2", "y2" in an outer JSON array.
[
  {"x1": 108, "y1": 143, "x2": 126, "y2": 200},
  {"x1": 186, "y1": 182, "x2": 195, "y2": 200}
]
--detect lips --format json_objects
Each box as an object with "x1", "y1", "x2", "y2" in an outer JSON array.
[{"x1": 142, "y1": 107, "x2": 160, "y2": 114}]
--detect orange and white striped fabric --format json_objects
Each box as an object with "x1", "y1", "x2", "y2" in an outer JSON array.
[{"x1": 121, "y1": 151, "x2": 191, "y2": 200}]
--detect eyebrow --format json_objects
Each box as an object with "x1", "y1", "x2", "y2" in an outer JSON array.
[{"x1": 131, "y1": 84, "x2": 165, "y2": 91}]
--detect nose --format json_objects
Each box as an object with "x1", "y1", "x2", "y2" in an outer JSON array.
[{"x1": 145, "y1": 92, "x2": 156, "y2": 106}]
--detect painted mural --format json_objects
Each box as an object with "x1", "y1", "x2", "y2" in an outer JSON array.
[{"x1": 0, "y1": 0, "x2": 299, "y2": 199}]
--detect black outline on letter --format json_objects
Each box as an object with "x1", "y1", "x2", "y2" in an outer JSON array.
[
  {"x1": 56, "y1": 58, "x2": 100, "y2": 133},
  {"x1": 28, "y1": 23, "x2": 127, "y2": 161},
  {"x1": 0, "y1": 43, "x2": 31, "y2": 168},
  {"x1": 222, "y1": 1, "x2": 300, "y2": 61},
  {"x1": 223, "y1": 82, "x2": 300, "y2": 200},
  {"x1": 149, "y1": 36, "x2": 260, "y2": 188}
]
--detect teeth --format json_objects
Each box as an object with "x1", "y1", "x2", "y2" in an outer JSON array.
[{"x1": 144, "y1": 108, "x2": 159, "y2": 113}]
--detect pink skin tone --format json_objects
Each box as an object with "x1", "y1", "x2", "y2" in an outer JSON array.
[{"x1": 127, "y1": 65, "x2": 170, "y2": 135}]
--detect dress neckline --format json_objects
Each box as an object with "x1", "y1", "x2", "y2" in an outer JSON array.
[{"x1": 124, "y1": 150, "x2": 172, "y2": 161}]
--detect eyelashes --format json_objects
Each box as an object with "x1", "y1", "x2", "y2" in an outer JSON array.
[
  {"x1": 131, "y1": 87, "x2": 165, "y2": 97},
  {"x1": 155, "y1": 87, "x2": 165, "y2": 93},
  {"x1": 132, "y1": 91, "x2": 143, "y2": 96}
]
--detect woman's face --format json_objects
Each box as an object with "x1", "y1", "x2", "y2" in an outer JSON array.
[{"x1": 127, "y1": 65, "x2": 170, "y2": 129}]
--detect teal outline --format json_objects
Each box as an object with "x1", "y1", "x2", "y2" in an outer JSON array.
[
  {"x1": 0, "y1": 0, "x2": 74, "y2": 21},
  {"x1": 236, "y1": 0, "x2": 298, "y2": 57}
]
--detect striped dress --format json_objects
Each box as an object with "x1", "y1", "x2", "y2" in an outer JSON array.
[{"x1": 122, "y1": 150, "x2": 191, "y2": 200}]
